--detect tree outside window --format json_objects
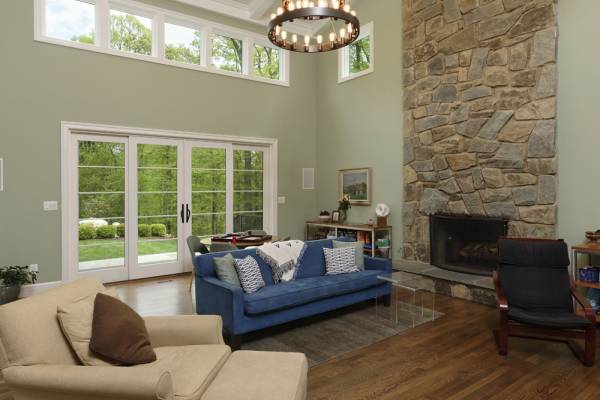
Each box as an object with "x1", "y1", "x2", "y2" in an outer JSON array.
[
  {"x1": 165, "y1": 23, "x2": 202, "y2": 65},
  {"x1": 110, "y1": 11, "x2": 152, "y2": 55},
  {"x1": 212, "y1": 34, "x2": 243, "y2": 73},
  {"x1": 349, "y1": 36, "x2": 371, "y2": 74},
  {"x1": 253, "y1": 45, "x2": 280, "y2": 80}
]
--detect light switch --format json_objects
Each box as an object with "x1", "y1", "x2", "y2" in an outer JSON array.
[
  {"x1": 43, "y1": 201, "x2": 58, "y2": 211},
  {"x1": 278, "y1": 196, "x2": 286, "y2": 204}
]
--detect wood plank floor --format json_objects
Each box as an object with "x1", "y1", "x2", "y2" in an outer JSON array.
[{"x1": 113, "y1": 275, "x2": 600, "y2": 400}]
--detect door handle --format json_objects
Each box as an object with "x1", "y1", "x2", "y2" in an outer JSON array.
[
  {"x1": 180, "y1": 203, "x2": 185, "y2": 224},
  {"x1": 186, "y1": 204, "x2": 191, "y2": 223}
]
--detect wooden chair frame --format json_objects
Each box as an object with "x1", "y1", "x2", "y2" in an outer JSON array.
[{"x1": 493, "y1": 270, "x2": 597, "y2": 366}]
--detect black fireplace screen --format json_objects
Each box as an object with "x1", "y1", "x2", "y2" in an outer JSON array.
[{"x1": 430, "y1": 214, "x2": 508, "y2": 276}]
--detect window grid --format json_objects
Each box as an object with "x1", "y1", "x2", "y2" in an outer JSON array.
[
  {"x1": 35, "y1": 0, "x2": 289, "y2": 86},
  {"x1": 338, "y1": 22, "x2": 374, "y2": 83}
]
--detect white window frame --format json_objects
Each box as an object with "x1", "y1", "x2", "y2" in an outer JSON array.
[
  {"x1": 61, "y1": 121, "x2": 279, "y2": 282},
  {"x1": 250, "y1": 38, "x2": 286, "y2": 83},
  {"x1": 34, "y1": 0, "x2": 290, "y2": 86},
  {"x1": 338, "y1": 21, "x2": 374, "y2": 84}
]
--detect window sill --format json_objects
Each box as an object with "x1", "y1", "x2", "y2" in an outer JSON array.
[{"x1": 338, "y1": 67, "x2": 374, "y2": 84}]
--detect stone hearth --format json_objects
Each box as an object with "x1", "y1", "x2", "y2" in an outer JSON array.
[{"x1": 402, "y1": 0, "x2": 558, "y2": 263}]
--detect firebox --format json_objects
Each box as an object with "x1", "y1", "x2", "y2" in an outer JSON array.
[{"x1": 429, "y1": 214, "x2": 508, "y2": 276}]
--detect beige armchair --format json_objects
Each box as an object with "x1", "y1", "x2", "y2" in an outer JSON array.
[{"x1": 0, "y1": 278, "x2": 307, "y2": 400}]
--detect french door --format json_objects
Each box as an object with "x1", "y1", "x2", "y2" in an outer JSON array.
[{"x1": 66, "y1": 131, "x2": 271, "y2": 283}]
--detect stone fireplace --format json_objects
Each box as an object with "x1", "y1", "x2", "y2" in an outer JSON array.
[
  {"x1": 402, "y1": 0, "x2": 558, "y2": 266},
  {"x1": 430, "y1": 213, "x2": 507, "y2": 275}
]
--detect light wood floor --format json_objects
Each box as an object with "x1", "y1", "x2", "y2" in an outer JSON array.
[{"x1": 113, "y1": 274, "x2": 600, "y2": 400}]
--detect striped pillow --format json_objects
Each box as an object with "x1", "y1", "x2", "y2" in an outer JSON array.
[
  {"x1": 323, "y1": 247, "x2": 360, "y2": 275},
  {"x1": 234, "y1": 256, "x2": 266, "y2": 294}
]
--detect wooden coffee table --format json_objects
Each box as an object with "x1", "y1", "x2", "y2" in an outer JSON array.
[{"x1": 209, "y1": 234, "x2": 275, "y2": 249}]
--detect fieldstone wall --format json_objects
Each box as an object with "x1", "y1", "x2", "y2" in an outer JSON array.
[{"x1": 402, "y1": 0, "x2": 558, "y2": 262}]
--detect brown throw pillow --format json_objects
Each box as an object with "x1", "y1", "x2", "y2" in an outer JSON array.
[{"x1": 89, "y1": 293, "x2": 157, "y2": 366}]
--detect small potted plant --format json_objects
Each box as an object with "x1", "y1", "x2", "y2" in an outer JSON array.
[
  {"x1": 338, "y1": 195, "x2": 351, "y2": 222},
  {"x1": 0, "y1": 266, "x2": 38, "y2": 305}
]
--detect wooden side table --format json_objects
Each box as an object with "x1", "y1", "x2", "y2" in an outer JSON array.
[{"x1": 571, "y1": 243, "x2": 600, "y2": 323}]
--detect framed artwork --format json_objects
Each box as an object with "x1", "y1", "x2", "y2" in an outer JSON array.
[
  {"x1": 331, "y1": 210, "x2": 340, "y2": 222},
  {"x1": 339, "y1": 168, "x2": 371, "y2": 205}
]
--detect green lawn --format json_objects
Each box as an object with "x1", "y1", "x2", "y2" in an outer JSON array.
[{"x1": 78, "y1": 238, "x2": 177, "y2": 262}]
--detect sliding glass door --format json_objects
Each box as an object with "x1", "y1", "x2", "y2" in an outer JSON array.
[
  {"x1": 129, "y1": 137, "x2": 185, "y2": 280},
  {"x1": 66, "y1": 132, "x2": 272, "y2": 283}
]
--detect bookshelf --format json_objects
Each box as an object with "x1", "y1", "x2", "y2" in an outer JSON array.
[
  {"x1": 305, "y1": 221, "x2": 392, "y2": 259},
  {"x1": 571, "y1": 242, "x2": 600, "y2": 323}
]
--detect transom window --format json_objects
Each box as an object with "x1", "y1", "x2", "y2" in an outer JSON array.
[
  {"x1": 339, "y1": 22, "x2": 374, "y2": 83},
  {"x1": 35, "y1": 0, "x2": 289, "y2": 86}
]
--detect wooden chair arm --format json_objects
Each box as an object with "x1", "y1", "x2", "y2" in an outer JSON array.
[
  {"x1": 570, "y1": 283, "x2": 597, "y2": 323},
  {"x1": 493, "y1": 270, "x2": 508, "y2": 310}
]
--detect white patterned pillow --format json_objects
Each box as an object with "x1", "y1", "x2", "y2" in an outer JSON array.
[
  {"x1": 234, "y1": 256, "x2": 266, "y2": 293},
  {"x1": 323, "y1": 247, "x2": 360, "y2": 275}
]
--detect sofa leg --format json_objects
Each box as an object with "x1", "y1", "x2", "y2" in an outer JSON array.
[{"x1": 227, "y1": 333, "x2": 242, "y2": 351}]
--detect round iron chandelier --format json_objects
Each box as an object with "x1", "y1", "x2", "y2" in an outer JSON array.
[{"x1": 267, "y1": 0, "x2": 360, "y2": 53}]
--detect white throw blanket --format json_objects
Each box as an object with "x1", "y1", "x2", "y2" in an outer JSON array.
[{"x1": 256, "y1": 240, "x2": 307, "y2": 283}]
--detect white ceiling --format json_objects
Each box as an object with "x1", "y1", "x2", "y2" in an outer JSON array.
[{"x1": 173, "y1": 0, "x2": 362, "y2": 36}]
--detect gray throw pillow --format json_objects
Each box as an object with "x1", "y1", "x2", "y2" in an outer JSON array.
[
  {"x1": 333, "y1": 240, "x2": 365, "y2": 270},
  {"x1": 213, "y1": 253, "x2": 241, "y2": 287}
]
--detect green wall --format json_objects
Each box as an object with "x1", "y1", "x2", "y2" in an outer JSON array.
[
  {"x1": 0, "y1": 0, "x2": 318, "y2": 282},
  {"x1": 315, "y1": 0, "x2": 404, "y2": 259},
  {"x1": 556, "y1": 0, "x2": 600, "y2": 247}
]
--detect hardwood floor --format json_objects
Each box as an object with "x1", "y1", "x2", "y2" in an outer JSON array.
[{"x1": 113, "y1": 274, "x2": 600, "y2": 400}]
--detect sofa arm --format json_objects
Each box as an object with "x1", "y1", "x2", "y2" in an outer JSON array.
[
  {"x1": 197, "y1": 277, "x2": 245, "y2": 335},
  {"x1": 145, "y1": 315, "x2": 225, "y2": 347},
  {"x1": 364, "y1": 256, "x2": 392, "y2": 272},
  {"x1": 3, "y1": 365, "x2": 173, "y2": 400}
]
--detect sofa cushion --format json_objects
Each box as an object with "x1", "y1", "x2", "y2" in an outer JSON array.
[
  {"x1": 333, "y1": 240, "x2": 365, "y2": 270},
  {"x1": 200, "y1": 351, "x2": 307, "y2": 400},
  {"x1": 295, "y1": 239, "x2": 332, "y2": 279},
  {"x1": 243, "y1": 270, "x2": 383, "y2": 315},
  {"x1": 197, "y1": 250, "x2": 275, "y2": 286},
  {"x1": 139, "y1": 345, "x2": 230, "y2": 400}
]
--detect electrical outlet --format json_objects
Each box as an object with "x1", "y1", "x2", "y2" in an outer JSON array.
[
  {"x1": 43, "y1": 201, "x2": 58, "y2": 211},
  {"x1": 278, "y1": 196, "x2": 286, "y2": 204},
  {"x1": 29, "y1": 264, "x2": 39, "y2": 272}
]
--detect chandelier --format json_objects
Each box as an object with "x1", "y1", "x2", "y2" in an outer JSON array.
[{"x1": 267, "y1": 0, "x2": 360, "y2": 53}]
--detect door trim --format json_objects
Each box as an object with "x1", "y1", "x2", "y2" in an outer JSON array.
[{"x1": 61, "y1": 121, "x2": 278, "y2": 283}]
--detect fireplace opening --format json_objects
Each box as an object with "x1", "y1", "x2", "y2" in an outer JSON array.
[{"x1": 430, "y1": 214, "x2": 508, "y2": 276}]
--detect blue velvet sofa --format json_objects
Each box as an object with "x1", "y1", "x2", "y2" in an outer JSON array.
[{"x1": 195, "y1": 239, "x2": 392, "y2": 348}]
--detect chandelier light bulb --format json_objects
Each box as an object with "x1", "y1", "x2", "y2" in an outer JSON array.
[
  {"x1": 281, "y1": 30, "x2": 288, "y2": 40},
  {"x1": 296, "y1": 0, "x2": 302, "y2": 8},
  {"x1": 318, "y1": 0, "x2": 327, "y2": 7},
  {"x1": 339, "y1": 28, "x2": 346, "y2": 41},
  {"x1": 329, "y1": 32, "x2": 335, "y2": 43},
  {"x1": 302, "y1": 0, "x2": 309, "y2": 8},
  {"x1": 292, "y1": 34, "x2": 298, "y2": 43},
  {"x1": 277, "y1": 7, "x2": 284, "y2": 15},
  {"x1": 289, "y1": 2, "x2": 295, "y2": 10},
  {"x1": 309, "y1": 2, "x2": 315, "y2": 7},
  {"x1": 304, "y1": 35, "x2": 310, "y2": 45},
  {"x1": 270, "y1": 13, "x2": 276, "y2": 20},
  {"x1": 275, "y1": 25, "x2": 281, "y2": 35},
  {"x1": 316, "y1": 34, "x2": 323, "y2": 44},
  {"x1": 344, "y1": 4, "x2": 350, "y2": 12},
  {"x1": 351, "y1": 10, "x2": 356, "y2": 16},
  {"x1": 332, "y1": 0, "x2": 339, "y2": 9}
]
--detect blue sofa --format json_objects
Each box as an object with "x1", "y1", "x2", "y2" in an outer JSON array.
[{"x1": 195, "y1": 239, "x2": 392, "y2": 348}]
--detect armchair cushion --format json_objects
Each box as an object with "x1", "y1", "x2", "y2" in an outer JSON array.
[
  {"x1": 57, "y1": 288, "x2": 119, "y2": 366},
  {"x1": 0, "y1": 278, "x2": 105, "y2": 368},
  {"x1": 508, "y1": 307, "x2": 594, "y2": 329},
  {"x1": 90, "y1": 293, "x2": 156, "y2": 366}
]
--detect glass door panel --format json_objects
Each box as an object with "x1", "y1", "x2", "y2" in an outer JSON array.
[
  {"x1": 189, "y1": 146, "x2": 227, "y2": 238},
  {"x1": 77, "y1": 140, "x2": 126, "y2": 272},
  {"x1": 136, "y1": 143, "x2": 179, "y2": 266},
  {"x1": 129, "y1": 138, "x2": 184, "y2": 280},
  {"x1": 233, "y1": 148, "x2": 264, "y2": 232}
]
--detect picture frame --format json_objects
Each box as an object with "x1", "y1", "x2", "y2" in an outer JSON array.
[
  {"x1": 331, "y1": 210, "x2": 340, "y2": 222},
  {"x1": 339, "y1": 168, "x2": 371, "y2": 206}
]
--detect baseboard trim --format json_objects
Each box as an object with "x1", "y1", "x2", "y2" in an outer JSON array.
[{"x1": 19, "y1": 281, "x2": 63, "y2": 298}]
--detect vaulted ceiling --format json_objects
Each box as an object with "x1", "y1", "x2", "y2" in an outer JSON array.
[{"x1": 174, "y1": 0, "x2": 362, "y2": 35}]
